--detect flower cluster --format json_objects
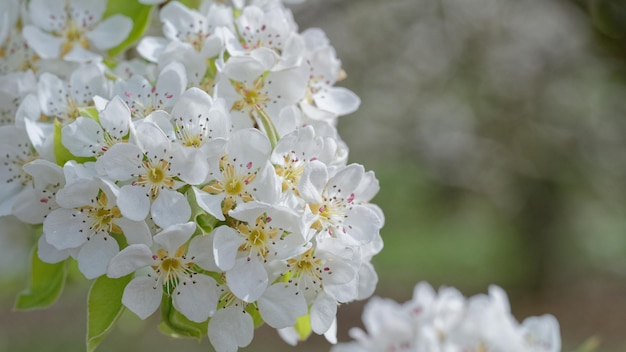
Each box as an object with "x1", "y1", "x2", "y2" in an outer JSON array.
[
  {"x1": 1, "y1": 0, "x2": 383, "y2": 351},
  {"x1": 332, "y1": 282, "x2": 561, "y2": 352}
]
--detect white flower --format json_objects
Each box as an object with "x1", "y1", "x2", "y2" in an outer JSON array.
[
  {"x1": 332, "y1": 282, "x2": 562, "y2": 352},
  {"x1": 212, "y1": 201, "x2": 307, "y2": 301},
  {"x1": 298, "y1": 162, "x2": 383, "y2": 245},
  {"x1": 95, "y1": 119, "x2": 193, "y2": 228},
  {"x1": 299, "y1": 28, "x2": 360, "y2": 120},
  {"x1": 42, "y1": 177, "x2": 151, "y2": 279},
  {"x1": 37, "y1": 63, "x2": 109, "y2": 124},
  {"x1": 0, "y1": 71, "x2": 37, "y2": 126},
  {"x1": 0, "y1": 125, "x2": 41, "y2": 216},
  {"x1": 11, "y1": 159, "x2": 65, "y2": 224},
  {"x1": 216, "y1": 53, "x2": 308, "y2": 129},
  {"x1": 208, "y1": 280, "x2": 307, "y2": 352},
  {"x1": 107, "y1": 222, "x2": 220, "y2": 323},
  {"x1": 193, "y1": 128, "x2": 279, "y2": 220},
  {"x1": 23, "y1": 0, "x2": 132, "y2": 62},
  {"x1": 112, "y1": 61, "x2": 187, "y2": 119},
  {"x1": 61, "y1": 95, "x2": 131, "y2": 157}
]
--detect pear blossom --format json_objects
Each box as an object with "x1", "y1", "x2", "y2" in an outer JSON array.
[
  {"x1": 112, "y1": 61, "x2": 187, "y2": 119},
  {"x1": 137, "y1": 1, "x2": 232, "y2": 87},
  {"x1": 107, "y1": 222, "x2": 220, "y2": 323},
  {"x1": 42, "y1": 177, "x2": 151, "y2": 278},
  {"x1": 212, "y1": 201, "x2": 307, "y2": 301},
  {"x1": 298, "y1": 162, "x2": 383, "y2": 245},
  {"x1": 193, "y1": 128, "x2": 279, "y2": 220},
  {"x1": 61, "y1": 95, "x2": 132, "y2": 157},
  {"x1": 209, "y1": 280, "x2": 307, "y2": 352},
  {"x1": 299, "y1": 28, "x2": 360, "y2": 120},
  {"x1": 95, "y1": 119, "x2": 194, "y2": 228},
  {"x1": 11, "y1": 159, "x2": 64, "y2": 224},
  {"x1": 0, "y1": 71, "x2": 37, "y2": 126},
  {"x1": 37, "y1": 63, "x2": 109, "y2": 124},
  {"x1": 216, "y1": 53, "x2": 308, "y2": 129},
  {"x1": 22, "y1": 0, "x2": 132, "y2": 62},
  {"x1": 332, "y1": 282, "x2": 562, "y2": 352}
]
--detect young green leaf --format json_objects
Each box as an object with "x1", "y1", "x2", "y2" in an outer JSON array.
[
  {"x1": 53, "y1": 119, "x2": 95, "y2": 166},
  {"x1": 159, "y1": 295, "x2": 208, "y2": 341},
  {"x1": 293, "y1": 311, "x2": 312, "y2": 341},
  {"x1": 14, "y1": 245, "x2": 67, "y2": 310},
  {"x1": 86, "y1": 274, "x2": 133, "y2": 352},
  {"x1": 104, "y1": 0, "x2": 154, "y2": 58}
]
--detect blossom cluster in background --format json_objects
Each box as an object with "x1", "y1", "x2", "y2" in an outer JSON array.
[
  {"x1": 332, "y1": 282, "x2": 561, "y2": 352},
  {"x1": 0, "y1": 0, "x2": 383, "y2": 351}
]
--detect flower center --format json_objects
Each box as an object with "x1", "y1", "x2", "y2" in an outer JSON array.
[
  {"x1": 135, "y1": 159, "x2": 175, "y2": 198},
  {"x1": 231, "y1": 78, "x2": 270, "y2": 114},
  {"x1": 61, "y1": 20, "x2": 89, "y2": 57}
]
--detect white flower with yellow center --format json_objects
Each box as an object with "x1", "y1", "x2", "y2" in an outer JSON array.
[
  {"x1": 146, "y1": 87, "x2": 231, "y2": 186},
  {"x1": 112, "y1": 61, "x2": 187, "y2": 119},
  {"x1": 61, "y1": 95, "x2": 131, "y2": 157},
  {"x1": 42, "y1": 177, "x2": 150, "y2": 279},
  {"x1": 212, "y1": 201, "x2": 306, "y2": 301},
  {"x1": 193, "y1": 128, "x2": 279, "y2": 220},
  {"x1": 299, "y1": 28, "x2": 361, "y2": 121},
  {"x1": 96, "y1": 119, "x2": 193, "y2": 228},
  {"x1": 22, "y1": 0, "x2": 132, "y2": 62},
  {"x1": 298, "y1": 161, "x2": 383, "y2": 245},
  {"x1": 215, "y1": 53, "x2": 308, "y2": 129},
  {"x1": 271, "y1": 125, "x2": 336, "y2": 198},
  {"x1": 107, "y1": 222, "x2": 220, "y2": 323},
  {"x1": 208, "y1": 279, "x2": 307, "y2": 352},
  {"x1": 37, "y1": 63, "x2": 109, "y2": 124}
]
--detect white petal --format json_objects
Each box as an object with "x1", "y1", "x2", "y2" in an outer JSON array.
[
  {"x1": 155, "y1": 61, "x2": 187, "y2": 109},
  {"x1": 315, "y1": 87, "x2": 360, "y2": 116},
  {"x1": 100, "y1": 95, "x2": 131, "y2": 139},
  {"x1": 43, "y1": 208, "x2": 89, "y2": 250},
  {"x1": 55, "y1": 178, "x2": 99, "y2": 209},
  {"x1": 226, "y1": 257, "x2": 268, "y2": 303},
  {"x1": 153, "y1": 221, "x2": 196, "y2": 253},
  {"x1": 37, "y1": 72, "x2": 67, "y2": 116},
  {"x1": 37, "y1": 234, "x2": 69, "y2": 264},
  {"x1": 22, "y1": 25, "x2": 62, "y2": 59},
  {"x1": 342, "y1": 205, "x2": 382, "y2": 244},
  {"x1": 122, "y1": 276, "x2": 162, "y2": 320},
  {"x1": 151, "y1": 190, "x2": 191, "y2": 229},
  {"x1": 192, "y1": 187, "x2": 225, "y2": 221},
  {"x1": 212, "y1": 225, "x2": 242, "y2": 271},
  {"x1": 115, "y1": 217, "x2": 151, "y2": 245},
  {"x1": 222, "y1": 55, "x2": 266, "y2": 82},
  {"x1": 107, "y1": 244, "x2": 154, "y2": 278},
  {"x1": 208, "y1": 305, "x2": 254, "y2": 352},
  {"x1": 62, "y1": 117, "x2": 104, "y2": 157},
  {"x1": 173, "y1": 274, "x2": 219, "y2": 322},
  {"x1": 310, "y1": 292, "x2": 337, "y2": 334},
  {"x1": 297, "y1": 160, "x2": 327, "y2": 203},
  {"x1": 137, "y1": 36, "x2": 168, "y2": 62},
  {"x1": 77, "y1": 235, "x2": 119, "y2": 279},
  {"x1": 95, "y1": 143, "x2": 143, "y2": 181},
  {"x1": 257, "y1": 283, "x2": 307, "y2": 329},
  {"x1": 86, "y1": 15, "x2": 133, "y2": 50},
  {"x1": 28, "y1": 0, "x2": 66, "y2": 32},
  {"x1": 188, "y1": 234, "x2": 219, "y2": 272},
  {"x1": 117, "y1": 185, "x2": 151, "y2": 222},
  {"x1": 70, "y1": 64, "x2": 107, "y2": 105}
]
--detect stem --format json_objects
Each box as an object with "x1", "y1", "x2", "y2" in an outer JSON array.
[{"x1": 254, "y1": 104, "x2": 279, "y2": 149}]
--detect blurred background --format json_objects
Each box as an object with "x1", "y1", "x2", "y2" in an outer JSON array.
[{"x1": 2, "y1": 0, "x2": 626, "y2": 350}]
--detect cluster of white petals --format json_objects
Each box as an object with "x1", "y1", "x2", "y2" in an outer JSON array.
[
  {"x1": 332, "y1": 282, "x2": 561, "y2": 352},
  {"x1": 1, "y1": 0, "x2": 382, "y2": 351}
]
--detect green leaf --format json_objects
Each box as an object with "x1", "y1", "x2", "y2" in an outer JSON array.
[
  {"x1": 159, "y1": 295, "x2": 208, "y2": 341},
  {"x1": 186, "y1": 188, "x2": 220, "y2": 233},
  {"x1": 86, "y1": 274, "x2": 133, "y2": 352},
  {"x1": 179, "y1": 0, "x2": 202, "y2": 9},
  {"x1": 78, "y1": 106, "x2": 100, "y2": 121},
  {"x1": 245, "y1": 304, "x2": 265, "y2": 328},
  {"x1": 14, "y1": 244, "x2": 67, "y2": 310},
  {"x1": 53, "y1": 119, "x2": 95, "y2": 166},
  {"x1": 104, "y1": 0, "x2": 154, "y2": 58},
  {"x1": 293, "y1": 311, "x2": 312, "y2": 341}
]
